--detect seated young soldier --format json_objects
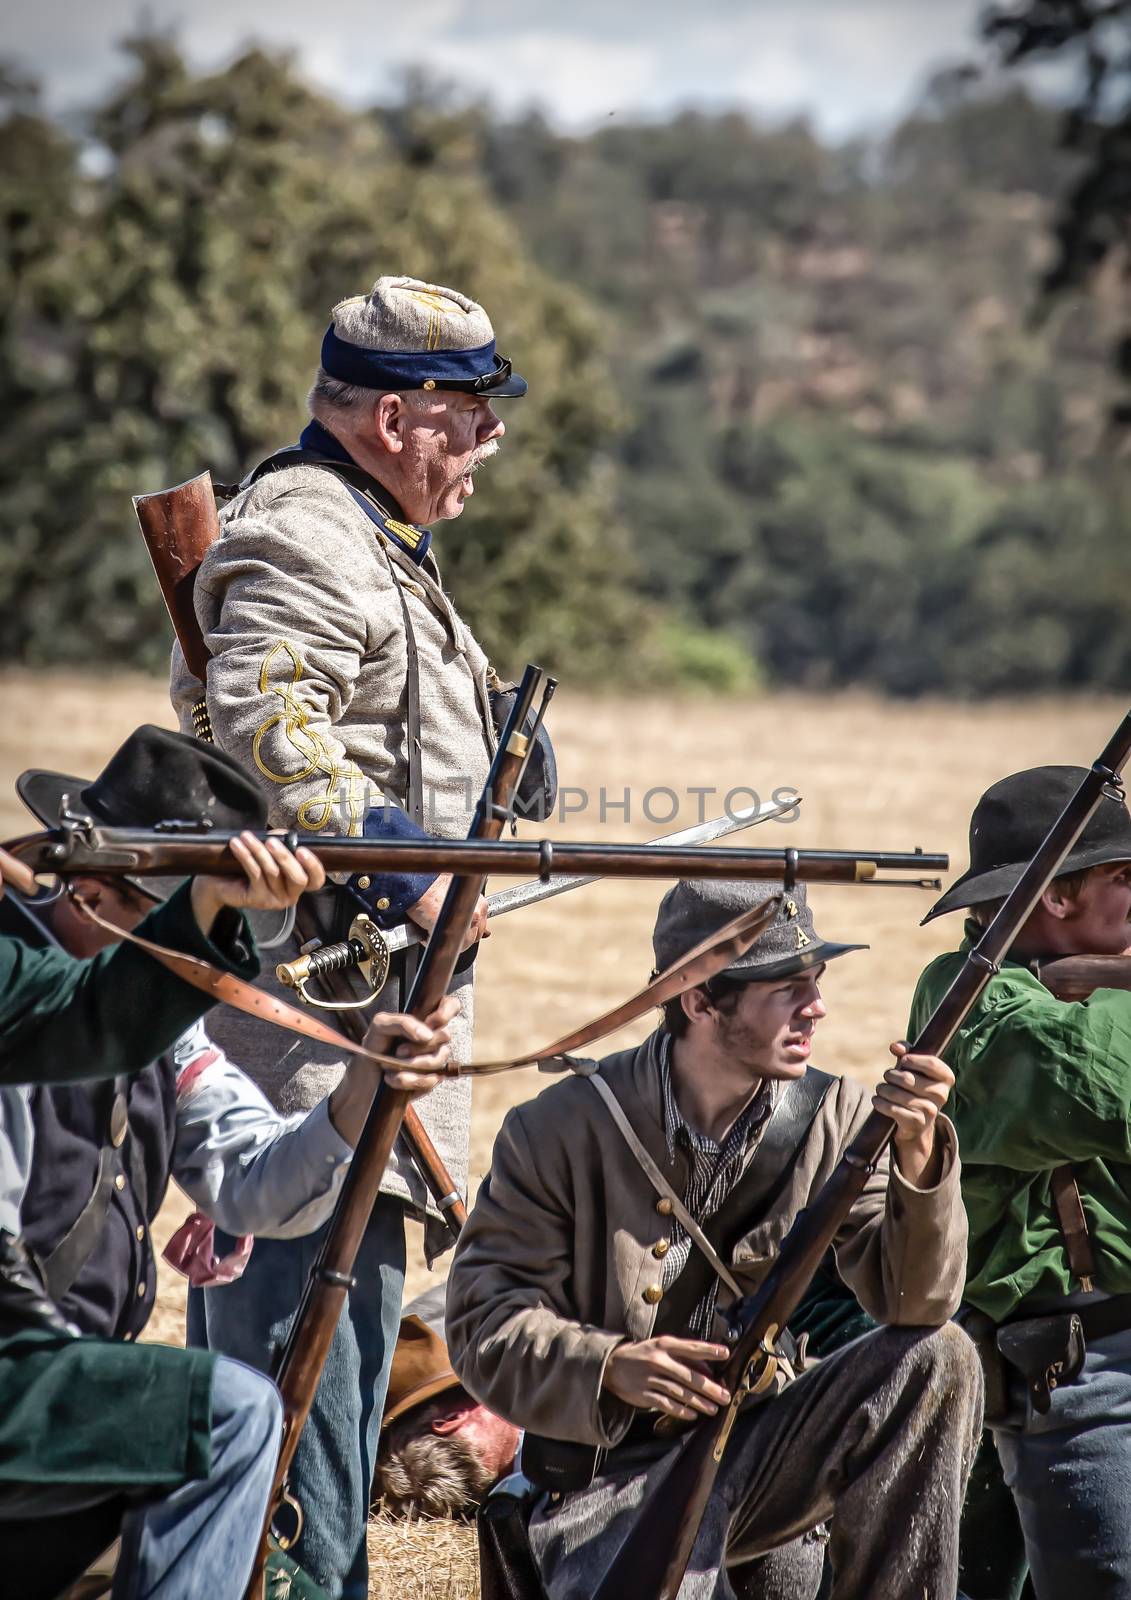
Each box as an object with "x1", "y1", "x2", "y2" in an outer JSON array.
[
  {"x1": 911, "y1": 765, "x2": 1131, "y2": 1600},
  {"x1": 0, "y1": 727, "x2": 455, "y2": 1600},
  {"x1": 446, "y1": 881, "x2": 982, "y2": 1600}
]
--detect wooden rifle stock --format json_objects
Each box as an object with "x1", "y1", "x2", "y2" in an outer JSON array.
[
  {"x1": 1039, "y1": 953, "x2": 1131, "y2": 1001},
  {"x1": 593, "y1": 708, "x2": 1131, "y2": 1600},
  {"x1": 244, "y1": 666, "x2": 548, "y2": 1598},
  {"x1": 134, "y1": 473, "x2": 217, "y2": 686},
  {"x1": 132, "y1": 469, "x2": 470, "y2": 1247}
]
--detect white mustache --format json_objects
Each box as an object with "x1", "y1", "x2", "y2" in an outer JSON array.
[{"x1": 468, "y1": 439, "x2": 501, "y2": 473}]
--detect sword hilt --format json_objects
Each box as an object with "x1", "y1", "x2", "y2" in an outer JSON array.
[{"x1": 276, "y1": 914, "x2": 391, "y2": 1009}]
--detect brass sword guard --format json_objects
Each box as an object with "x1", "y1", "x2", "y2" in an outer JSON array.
[{"x1": 275, "y1": 913, "x2": 391, "y2": 1009}]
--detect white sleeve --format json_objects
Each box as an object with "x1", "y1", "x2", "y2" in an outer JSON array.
[
  {"x1": 170, "y1": 1022, "x2": 353, "y2": 1238},
  {"x1": 0, "y1": 1084, "x2": 33, "y2": 1235}
]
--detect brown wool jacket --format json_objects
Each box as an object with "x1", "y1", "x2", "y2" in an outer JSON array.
[{"x1": 445, "y1": 1030, "x2": 968, "y2": 1449}]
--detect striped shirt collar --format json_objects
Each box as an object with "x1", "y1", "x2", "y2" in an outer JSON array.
[
  {"x1": 658, "y1": 1033, "x2": 775, "y2": 1337},
  {"x1": 660, "y1": 1033, "x2": 774, "y2": 1169}
]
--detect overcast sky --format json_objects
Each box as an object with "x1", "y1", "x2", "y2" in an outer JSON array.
[{"x1": 4, "y1": 0, "x2": 1005, "y2": 137}]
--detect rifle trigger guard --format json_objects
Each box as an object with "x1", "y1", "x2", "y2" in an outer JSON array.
[
  {"x1": 270, "y1": 1484, "x2": 304, "y2": 1552},
  {"x1": 712, "y1": 1322, "x2": 780, "y2": 1464}
]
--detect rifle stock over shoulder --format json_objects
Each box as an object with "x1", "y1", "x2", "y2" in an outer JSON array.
[
  {"x1": 1039, "y1": 953, "x2": 1131, "y2": 1001},
  {"x1": 133, "y1": 471, "x2": 220, "y2": 704}
]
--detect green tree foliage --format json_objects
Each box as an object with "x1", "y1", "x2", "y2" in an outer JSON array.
[
  {"x1": 983, "y1": 1, "x2": 1131, "y2": 416},
  {"x1": 453, "y1": 72, "x2": 1129, "y2": 695},
  {"x1": 1, "y1": 39, "x2": 1128, "y2": 696},
  {"x1": 0, "y1": 39, "x2": 669, "y2": 683}
]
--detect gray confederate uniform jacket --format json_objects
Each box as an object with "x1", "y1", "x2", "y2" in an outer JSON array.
[
  {"x1": 445, "y1": 1030, "x2": 968, "y2": 1447},
  {"x1": 171, "y1": 450, "x2": 494, "y2": 1227}
]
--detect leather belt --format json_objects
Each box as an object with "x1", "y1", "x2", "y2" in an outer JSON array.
[{"x1": 1004, "y1": 1292, "x2": 1131, "y2": 1341}]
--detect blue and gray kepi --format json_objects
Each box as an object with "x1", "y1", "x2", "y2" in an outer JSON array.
[
  {"x1": 320, "y1": 275, "x2": 527, "y2": 398},
  {"x1": 653, "y1": 879, "x2": 867, "y2": 982}
]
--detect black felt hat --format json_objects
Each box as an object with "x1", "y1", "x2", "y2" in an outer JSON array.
[
  {"x1": 18, "y1": 725, "x2": 267, "y2": 834},
  {"x1": 653, "y1": 879, "x2": 867, "y2": 983},
  {"x1": 923, "y1": 764, "x2": 1131, "y2": 923}
]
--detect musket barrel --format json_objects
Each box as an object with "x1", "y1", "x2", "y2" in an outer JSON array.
[{"x1": 6, "y1": 830, "x2": 949, "y2": 883}]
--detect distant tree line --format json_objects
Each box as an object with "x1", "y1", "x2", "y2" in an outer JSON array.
[{"x1": 0, "y1": 26, "x2": 1128, "y2": 695}]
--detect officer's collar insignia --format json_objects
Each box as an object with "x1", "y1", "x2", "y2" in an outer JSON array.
[
  {"x1": 384, "y1": 517, "x2": 424, "y2": 552},
  {"x1": 379, "y1": 514, "x2": 431, "y2": 566}
]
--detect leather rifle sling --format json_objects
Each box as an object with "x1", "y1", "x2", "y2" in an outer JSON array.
[
  {"x1": 69, "y1": 892, "x2": 411, "y2": 1071},
  {"x1": 67, "y1": 894, "x2": 779, "y2": 1082},
  {"x1": 1031, "y1": 957, "x2": 1101, "y2": 1293}
]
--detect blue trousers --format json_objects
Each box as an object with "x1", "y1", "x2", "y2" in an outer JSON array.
[
  {"x1": 113, "y1": 1355, "x2": 281, "y2": 1600},
  {"x1": 187, "y1": 1197, "x2": 406, "y2": 1600},
  {"x1": 994, "y1": 1325, "x2": 1131, "y2": 1599}
]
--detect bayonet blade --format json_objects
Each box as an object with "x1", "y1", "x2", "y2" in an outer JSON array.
[{"x1": 381, "y1": 793, "x2": 801, "y2": 954}]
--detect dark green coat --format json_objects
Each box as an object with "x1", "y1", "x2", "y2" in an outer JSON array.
[
  {"x1": 0, "y1": 882, "x2": 259, "y2": 1489},
  {"x1": 0, "y1": 881, "x2": 257, "y2": 1086}
]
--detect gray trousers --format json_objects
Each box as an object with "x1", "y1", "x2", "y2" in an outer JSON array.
[
  {"x1": 528, "y1": 1323, "x2": 984, "y2": 1600},
  {"x1": 994, "y1": 1324, "x2": 1131, "y2": 1600}
]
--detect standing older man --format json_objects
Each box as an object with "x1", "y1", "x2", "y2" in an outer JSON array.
[{"x1": 170, "y1": 274, "x2": 528, "y2": 1599}]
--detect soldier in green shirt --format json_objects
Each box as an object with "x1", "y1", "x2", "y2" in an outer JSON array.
[{"x1": 910, "y1": 763, "x2": 1131, "y2": 1600}]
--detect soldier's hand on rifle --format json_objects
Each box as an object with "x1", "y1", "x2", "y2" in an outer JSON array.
[
  {"x1": 408, "y1": 875, "x2": 490, "y2": 950},
  {"x1": 329, "y1": 996, "x2": 457, "y2": 1140},
  {"x1": 873, "y1": 1042, "x2": 954, "y2": 1189},
  {"x1": 602, "y1": 1335, "x2": 732, "y2": 1422},
  {"x1": 372, "y1": 993, "x2": 459, "y2": 1094},
  {"x1": 190, "y1": 831, "x2": 327, "y2": 935}
]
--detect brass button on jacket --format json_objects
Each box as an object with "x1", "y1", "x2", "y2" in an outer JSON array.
[
  {"x1": 651, "y1": 1239, "x2": 670, "y2": 1260},
  {"x1": 642, "y1": 1283, "x2": 664, "y2": 1305},
  {"x1": 114, "y1": 1173, "x2": 126, "y2": 1192},
  {"x1": 655, "y1": 1197, "x2": 674, "y2": 1216}
]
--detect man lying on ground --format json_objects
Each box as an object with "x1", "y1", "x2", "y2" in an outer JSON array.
[{"x1": 374, "y1": 1282, "x2": 520, "y2": 1519}]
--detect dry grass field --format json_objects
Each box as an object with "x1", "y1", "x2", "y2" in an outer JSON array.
[{"x1": 3, "y1": 671, "x2": 1124, "y2": 1598}]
